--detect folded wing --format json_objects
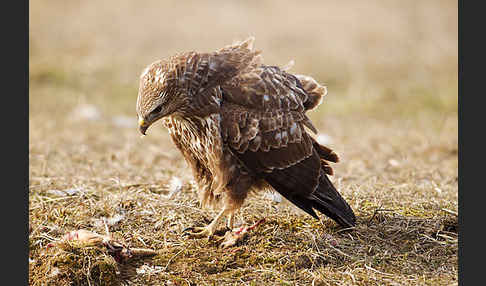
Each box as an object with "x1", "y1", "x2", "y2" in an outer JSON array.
[{"x1": 220, "y1": 65, "x2": 356, "y2": 227}]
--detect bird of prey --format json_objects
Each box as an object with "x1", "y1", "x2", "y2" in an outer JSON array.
[{"x1": 136, "y1": 37, "x2": 356, "y2": 244}]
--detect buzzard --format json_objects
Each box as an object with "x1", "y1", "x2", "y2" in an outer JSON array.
[{"x1": 136, "y1": 37, "x2": 356, "y2": 242}]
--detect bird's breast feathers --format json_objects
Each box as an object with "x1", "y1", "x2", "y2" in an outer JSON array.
[{"x1": 164, "y1": 114, "x2": 223, "y2": 160}]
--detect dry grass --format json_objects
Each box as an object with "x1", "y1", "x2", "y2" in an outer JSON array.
[{"x1": 29, "y1": 1, "x2": 457, "y2": 285}]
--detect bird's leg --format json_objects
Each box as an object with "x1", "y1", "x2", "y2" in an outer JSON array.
[
  {"x1": 227, "y1": 213, "x2": 235, "y2": 230},
  {"x1": 183, "y1": 209, "x2": 229, "y2": 239}
]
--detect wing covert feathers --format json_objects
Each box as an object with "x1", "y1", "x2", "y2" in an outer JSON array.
[{"x1": 217, "y1": 51, "x2": 353, "y2": 227}]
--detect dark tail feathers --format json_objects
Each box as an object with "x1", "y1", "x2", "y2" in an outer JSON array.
[
  {"x1": 266, "y1": 168, "x2": 356, "y2": 228},
  {"x1": 308, "y1": 172, "x2": 356, "y2": 228}
]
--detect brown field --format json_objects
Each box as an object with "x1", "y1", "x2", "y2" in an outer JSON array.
[{"x1": 29, "y1": 1, "x2": 458, "y2": 285}]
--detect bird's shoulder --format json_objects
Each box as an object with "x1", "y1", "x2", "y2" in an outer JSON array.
[{"x1": 221, "y1": 65, "x2": 309, "y2": 113}]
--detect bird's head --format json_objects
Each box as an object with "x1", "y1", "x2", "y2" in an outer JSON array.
[{"x1": 136, "y1": 59, "x2": 188, "y2": 135}]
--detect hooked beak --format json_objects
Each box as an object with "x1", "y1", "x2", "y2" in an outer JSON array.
[{"x1": 138, "y1": 117, "x2": 148, "y2": 135}]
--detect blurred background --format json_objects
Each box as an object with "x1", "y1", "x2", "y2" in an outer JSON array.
[
  {"x1": 29, "y1": 0, "x2": 457, "y2": 117},
  {"x1": 29, "y1": 0, "x2": 457, "y2": 194}
]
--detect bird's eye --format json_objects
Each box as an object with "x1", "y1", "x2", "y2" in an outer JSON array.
[{"x1": 152, "y1": 106, "x2": 162, "y2": 114}]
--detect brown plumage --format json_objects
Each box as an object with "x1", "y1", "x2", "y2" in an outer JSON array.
[{"x1": 136, "y1": 37, "x2": 355, "y2": 239}]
